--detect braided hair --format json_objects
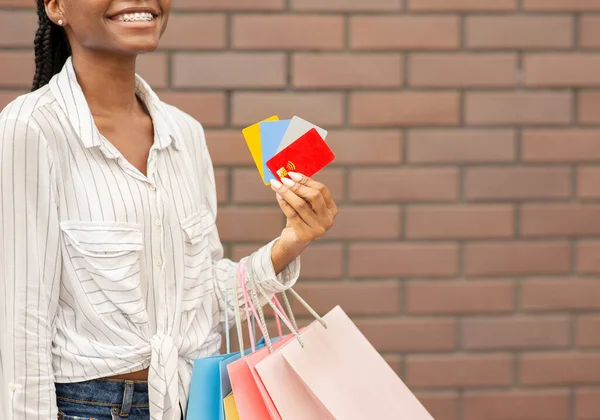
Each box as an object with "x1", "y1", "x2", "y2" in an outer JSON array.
[{"x1": 32, "y1": 0, "x2": 71, "y2": 91}]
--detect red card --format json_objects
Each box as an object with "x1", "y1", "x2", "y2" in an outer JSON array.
[{"x1": 266, "y1": 128, "x2": 335, "y2": 182}]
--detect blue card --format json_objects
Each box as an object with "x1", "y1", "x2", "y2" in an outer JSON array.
[{"x1": 259, "y1": 119, "x2": 291, "y2": 183}]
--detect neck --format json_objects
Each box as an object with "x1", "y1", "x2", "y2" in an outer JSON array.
[{"x1": 71, "y1": 50, "x2": 141, "y2": 117}]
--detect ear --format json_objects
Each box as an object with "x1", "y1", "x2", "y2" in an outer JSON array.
[{"x1": 44, "y1": 0, "x2": 66, "y2": 26}]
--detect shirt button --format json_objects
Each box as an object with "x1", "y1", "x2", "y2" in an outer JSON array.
[
  {"x1": 156, "y1": 258, "x2": 163, "y2": 267},
  {"x1": 9, "y1": 383, "x2": 17, "y2": 391},
  {"x1": 148, "y1": 184, "x2": 156, "y2": 192},
  {"x1": 155, "y1": 219, "x2": 162, "y2": 227}
]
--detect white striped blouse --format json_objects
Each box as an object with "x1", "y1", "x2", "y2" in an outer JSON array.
[{"x1": 0, "y1": 56, "x2": 300, "y2": 420}]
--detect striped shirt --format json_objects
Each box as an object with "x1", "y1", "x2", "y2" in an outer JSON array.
[{"x1": 0, "y1": 56, "x2": 299, "y2": 420}]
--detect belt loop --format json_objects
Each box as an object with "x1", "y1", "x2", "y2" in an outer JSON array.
[{"x1": 120, "y1": 380, "x2": 135, "y2": 416}]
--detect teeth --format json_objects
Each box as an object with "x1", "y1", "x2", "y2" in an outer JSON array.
[{"x1": 116, "y1": 12, "x2": 154, "y2": 22}]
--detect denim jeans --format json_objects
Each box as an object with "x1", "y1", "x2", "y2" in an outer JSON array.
[{"x1": 56, "y1": 378, "x2": 150, "y2": 420}]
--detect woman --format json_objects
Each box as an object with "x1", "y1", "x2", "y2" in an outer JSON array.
[{"x1": 0, "y1": 0, "x2": 337, "y2": 418}]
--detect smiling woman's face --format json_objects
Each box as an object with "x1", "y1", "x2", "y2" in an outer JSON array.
[{"x1": 46, "y1": 0, "x2": 170, "y2": 55}]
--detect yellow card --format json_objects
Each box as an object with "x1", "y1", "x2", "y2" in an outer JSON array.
[{"x1": 242, "y1": 115, "x2": 279, "y2": 182}]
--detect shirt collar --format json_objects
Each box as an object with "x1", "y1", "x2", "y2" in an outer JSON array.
[{"x1": 49, "y1": 56, "x2": 182, "y2": 153}]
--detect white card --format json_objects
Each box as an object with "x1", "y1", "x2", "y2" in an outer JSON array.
[{"x1": 276, "y1": 116, "x2": 328, "y2": 154}]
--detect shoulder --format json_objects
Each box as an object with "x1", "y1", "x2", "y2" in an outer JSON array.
[{"x1": 0, "y1": 86, "x2": 56, "y2": 134}]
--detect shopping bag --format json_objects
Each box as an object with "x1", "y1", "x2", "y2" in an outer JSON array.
[
  {"x1": 223, "y1": 392, "x2": 240, "y2": 420},
  {"x1": 226, "y1": 261, "x2": 294, "y2": 420},
  {"x1": 249, "y1": 281, "x2": 435, "y2": 420},
  {"x1": 187, "y1": 263, "x2": 269, "y2": 420}
]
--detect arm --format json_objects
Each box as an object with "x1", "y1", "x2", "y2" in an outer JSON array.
[{"x1": 0, "y1": 116, "x2": 62, "y2": 419}]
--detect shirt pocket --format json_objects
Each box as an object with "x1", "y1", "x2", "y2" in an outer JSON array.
[
  {"x1": 60, "y1": 220, "x2": 148, "y2": 326},
  {"x1": 180, "y1": 205, "x2": 215, "y2": 311}
]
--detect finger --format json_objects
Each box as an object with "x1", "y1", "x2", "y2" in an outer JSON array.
[
  {"x1": 288, "y1": 172, "x2": 337, "y2": 213},
  {"x1": 280, "y1": 177, "x2": 328, "y2": 217},
  {"x1": 271, "y1": 180, "x2": 320, "y2": 227},
  {"x1": 275, "y1": 194, "x2": 307, "y2": 230}
]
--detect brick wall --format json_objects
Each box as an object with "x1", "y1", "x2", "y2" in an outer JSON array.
[{"x1": 2, "y1": 0, "x2": 600, "y2": 419}]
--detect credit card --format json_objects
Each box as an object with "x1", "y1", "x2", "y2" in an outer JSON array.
[
  {"x1": 276, "y1": 116, "x2": 328, "y2": 154},
  {"x1": 259, "y1": 119, "x2": 291, "y2": 184},
  {"x1": 266, "y1": 128, "x2": 335, "y2": 182},
  {"x1": 242, "y1": 115, "x2": 279, "y2": 181}
]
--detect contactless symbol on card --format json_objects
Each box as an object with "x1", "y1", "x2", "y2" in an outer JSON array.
[{"x1": 241, "y1": 117, "x2": 334, "y2": 185}]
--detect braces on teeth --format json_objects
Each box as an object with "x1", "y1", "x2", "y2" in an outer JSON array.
[{"x1": 117, "y1": 12, "x2": 154, "y2": 22}]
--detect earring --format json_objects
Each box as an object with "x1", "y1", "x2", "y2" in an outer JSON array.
[{"x1": 58, "y1": 19, "x2": 64, "y2": 26}]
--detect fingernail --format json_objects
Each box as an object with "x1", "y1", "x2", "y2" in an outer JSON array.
[
  {"x1": 288, "y1": 172, "x2": 303, "y2": 182},
  {"x1": 281, "y1": 177, "x2": 295, "y2": 187},
  {"x1": 270, "y1": 179, "x2": 282, "y2": 189}
]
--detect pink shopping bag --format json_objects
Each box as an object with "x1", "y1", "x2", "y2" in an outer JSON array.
[{"x1": 255, "y1": 305, "x2": 435, "y2": 420}]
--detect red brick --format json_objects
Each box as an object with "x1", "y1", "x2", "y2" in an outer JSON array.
[
  {"x1": 462, "y1": 316, "x2": 570, "y2": 350},
  {"x1": 159, "y1": 92, "x2": 226, "y2": 127},
  {"x1": 350, "y1": 168, "x2": 459, "y2": 203},
  {"x1": 232, "y1": 168, "x2": 344, "y2": 203},
  {"x1": 232, "y1": 92, "x2": 344, "y2": 127},
  {"x1": 292, "y1": 0, "x2": 401, "y2": 10},
  {"x1": 350, "y1": 16, "x2": 460, "y2": 50},
  {"x1": 408, "y1": 129, "x2": 516, "y2": 164},
  {"x1": 521, "y1": 278, "x2": 600, "y2": 311},
  {"x1": 327, "y1": 206, "x2": 401, "y2": 240},
  {"x1": 414, "y1": 392, "x2": 459, "y2": 420},
  {"x1": 576, "y1": 315, "x2": 600, "y2": 347},
  {"x1": 0, "y1": 0, "x2": 34, "y2": 6},
  {"x1": 217, "y1": 208, "x2": 283, "y2": 241},
  {"x1": 466, "y1": 16, "x2": 573, "y2": 49},
  {"x1": 409, "y1": 54, "x2": 517, "y2": 87},
  {"x1": 137, "y1": 53, "x2": 168, "y2": 89},
  {"x1": 406, "y1": 205, "x2": 514, "y2": 239},
  {"x1": 408, "y1": 0, "x2": 516, "y2": 10},
  {"x1": 292, "y1": 281, "x2": 400, "y2": 316},
  {"x1": 204, "y1": 130, "x2": 255, "y2": 167},
  {"x1": 405, "y1": 280, "x2": 515, "y2": 315},
  {"x1": 214, "y1": 169, "x2": 228, "y2": 204},
  {"x1": 171, "y1": 0, "x2": 284, "y2": 10},
  {"x1": 172, "y1": 53, "x2": 286, "y2": 88},
  {"x1": 578, "y1": 166, "x2": 600, "y2": 198},
  {"x1": 0, "y1": 91, "x2": 26, "y2": 110},
  {"x1": 578, "y1": 240, "x2": 600, "y2": 273},
  {"x1": 581, "y1": 16, "x2": 600, "y2": 49},
  {"x1": 524, "y1": 0, "x2": 600, "y2": 11},
  {"x1": 406, "y1": 354, "x2": 513, "y2": 388},
  {"x1": 525, "y1": 54, "x2": 600, "y2": 87},
  {"x1": 349, "y1": 243, "x2": 459, "y2": 278},
  {"x1": 523, "y1": 129, "x2": 600, "y2": 162},
  {"x1": 232, "y1": 15, "x2": 344, "y2": 50},
  {"x1": 576, "y1": 388, "x2": 600, "y2": 420},
  {"x1": 579, "y1": 91, "x2": 600, "y2": 124},
  {"x1": 465, "y1": 91, "x2": 572, "y2": 125},
  {"x1": 292, "y1": 53, "x2": 402, "y2": 88},
  {"x1": 520, "y1": 352, "x2": 600, "y2": 385},
  {"x1": 355, "y1": 318, "x2": 456, "y2": 352},
  {"x1": 0, "y1": 10, "x2": 37, "y2": 48},
  {"x1": 464, "y1": 241, "x2": 571, "y2": 276},
  {"x1": 465, "y1": 167, "x2": 571, "y2": 201},
  {"x1": 463, "y1": 390, "x2": 570, "y2": 420},
  {"x1": 327, "y1": 130, "x2": 403, "y2": 164},
  {"x1": 233, "y1": 243, "x2": 343, "y2": 279},
  {"x1": 350, "y1": 92, "x2": 460, "y2": 127},
  {"x1": 522, "y1": 204, "x2": 600, "y2": 237},
  {"x1": 159, "y1": 14, "x2": 226, "y2": 49},
  {"x1": 0, "y1": 51, "x2": 34, "y2": 88}
]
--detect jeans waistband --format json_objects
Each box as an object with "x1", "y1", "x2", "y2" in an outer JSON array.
[{"x1": 55, "y1": 378, "x2": 149, "y2": 409}]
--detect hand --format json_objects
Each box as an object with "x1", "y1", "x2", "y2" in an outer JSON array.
[{"x1": 270, "y1": 172, "x2": 338, "y2": 253}]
